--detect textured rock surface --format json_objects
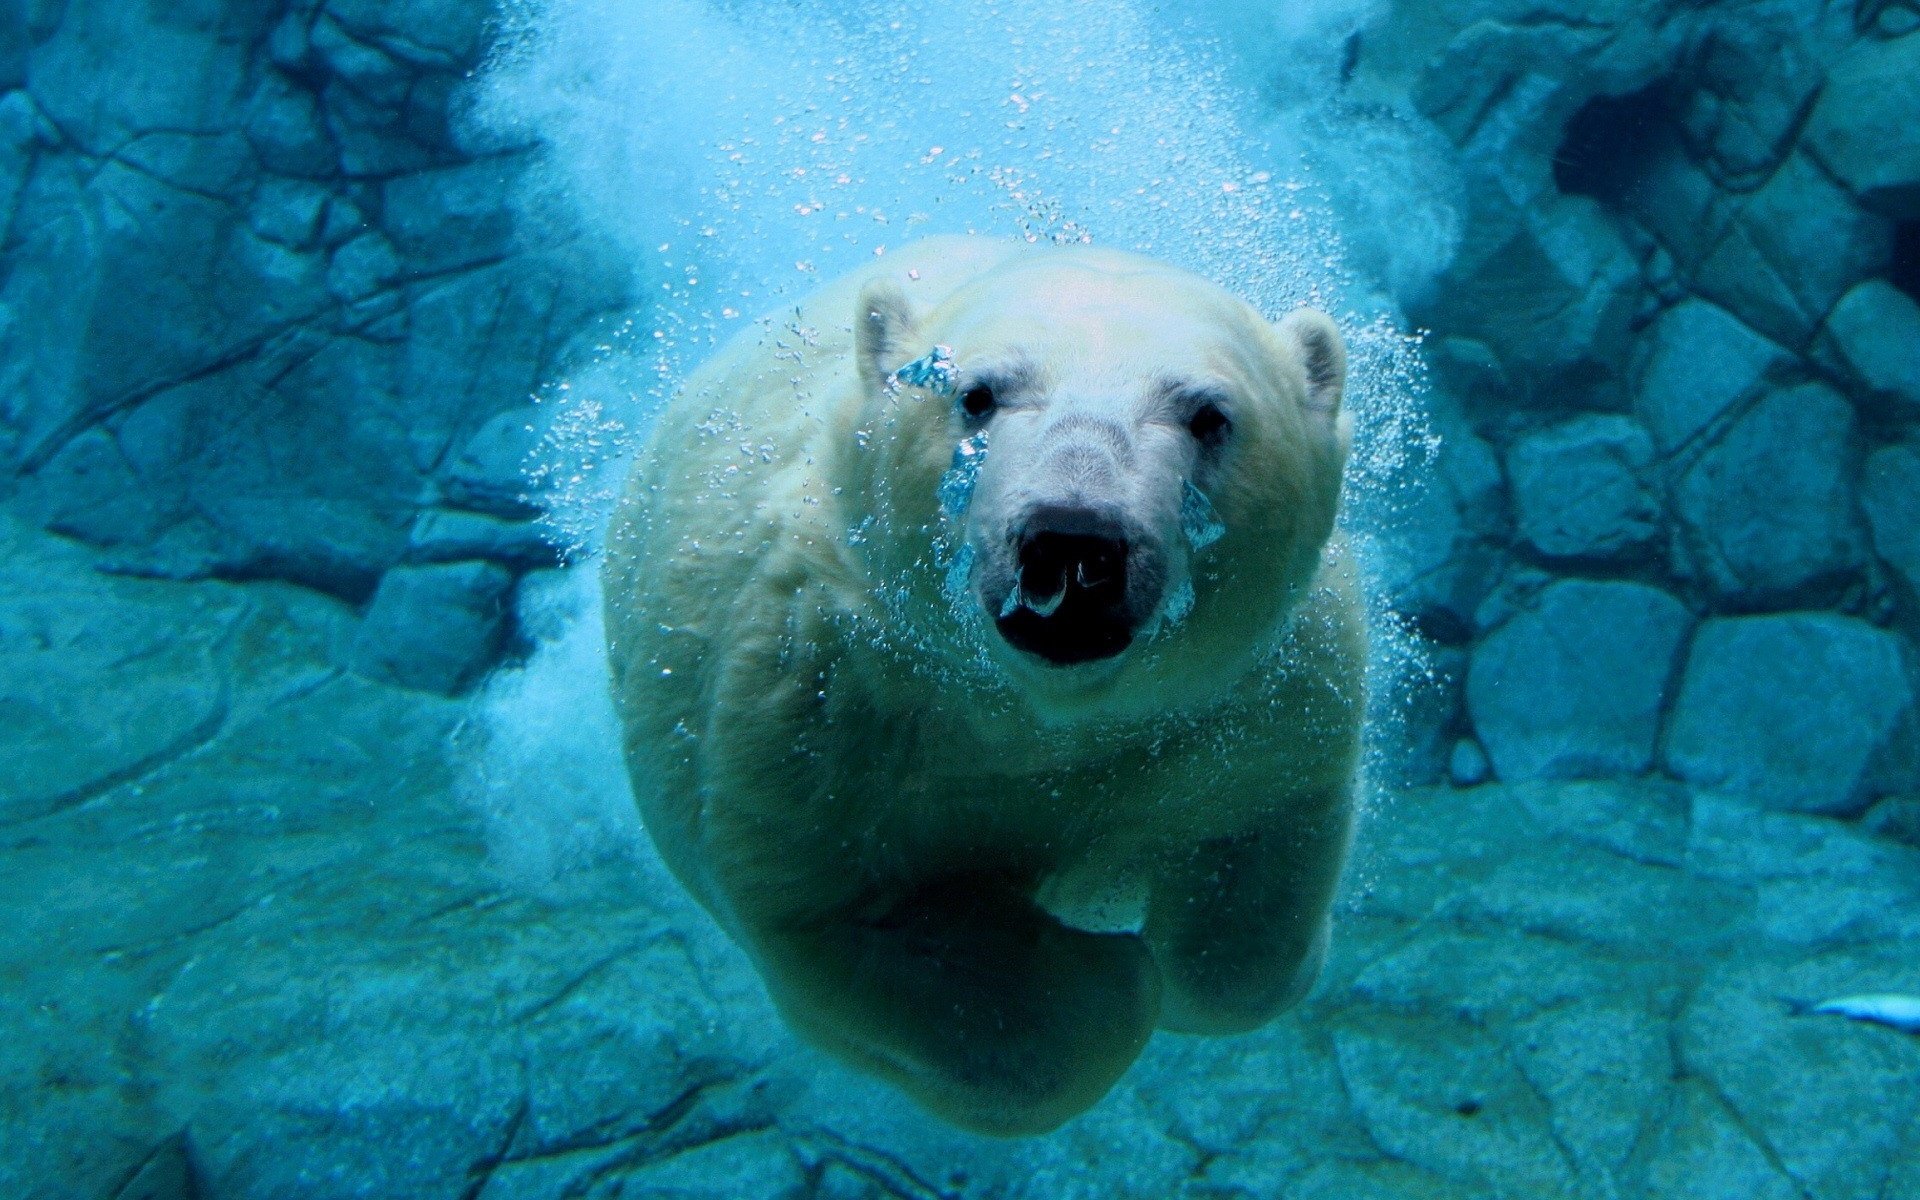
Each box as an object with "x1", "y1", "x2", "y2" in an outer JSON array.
[
  {"x1": 1421, "y1": 196, "x2": 1640, "y2": 402},
  {"x1": 351, "y1": 560, "x2": 515, "y2": 694},
  {"x1": 1467, "y1": 580, "x2": 1694, "y2": 781},
  {"x1": 1805, "y1": 31, "x2": 1920, "y2": 218},
  {"x1": 1632, "y1": 299, "x2": 1792, "y2": 456},
  {"x1": 1448, "y1": 737, "x2": 1491, "y2": 787},
  {"x1": 3, "y1": 515, "x2": 1918, "y2": 1200},
  {"x1": 1689, "y1": 151, "x2": 1891, "y2": 348},
  {"x1": 1375, "y1": 406, "x2": 1504, "y2": 645},
  {"x1": 1665, "y1": 613, "x2": 1920, "y2": 815},
  {"x1": 0, "y1": 0, "x2": 627, "y2": 687},
  {"x1": 442, "y1": 407, "x2": 565, "y2": 520},
  {"x1": 0, "y1": 523, "x2": 240, "y2": 827},
  {"x1": 1821, "y1": 280, "x2": 1920, "y2": 421},
  {"x1": 409, "y1": 508, "x2": 562, "y2": 570},
  {"x1": 1507, "y1": 415, "x2": 1661, "y2": 561},
  {"x1": 1669, "y1": 382, "x2": 1867, "y2": 608},
  {"x1": 1353, "y1": 5, "x2": 1918, "y2": 799},
  {"x1": 1863, "y1": 445, "x2": 1920, "y2": 602},
  {"x1": 1864, "y1": 793, "x2": 1920, "y2": 847}
]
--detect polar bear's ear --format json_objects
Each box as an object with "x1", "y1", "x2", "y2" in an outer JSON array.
[
  {"x1": 855, "y1": 278, "x2": 920, "y2": 394},
  {"x1": 1277, "y1": 308, "x2": 1346, "y2": 422}
]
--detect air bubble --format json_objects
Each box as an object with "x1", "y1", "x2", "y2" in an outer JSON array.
[
  {"x1": 891, "y1": 344, "x2": 957, "y2": 397},
  {"x1": 1162, "y1": 577, "x2": 1195, "y2": 624},
  {"x1": 1180, "y1": 481, "x2": 1226, "y2": 550},
  {"x1": 943, "y1": 543, "x2": 976, "y2": 605},
  {"x1": 936, "y1": 431, "x2": 989, "y2": 520}
]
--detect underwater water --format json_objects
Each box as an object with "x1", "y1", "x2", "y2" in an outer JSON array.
[{"x1": 3, "y1": 0, "x2": 1920, "y2": 1196}]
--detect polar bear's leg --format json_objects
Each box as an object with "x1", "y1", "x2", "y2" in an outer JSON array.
[
  {"x1": 748, "y1": 874, "x2": 1161, "y2": 1135},
  {"x1": 1143, "y1": 796, "x2": 1351, "y2": 1035}
]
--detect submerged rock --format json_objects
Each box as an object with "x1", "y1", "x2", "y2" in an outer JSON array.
[
  {"x1": 1863, "y1": 445, "x2": 1920, "y2": 601},
  {"x1": 1422, "y1": 197, "x2": 1641, "y2": 403},
  {"x1": 350, "y1": 561, "x2": 515, "y2": 694},
  {"x1": 1691, "y1": 151, "x2": 1892, "y2": 349},
  {"x1": 408, "y1": 508, "x2": 560, "y2": 570},
  {"x1": 1682, "y1": 960, "x2": 1920, "y2": 1200},
  {"x1": 383, "y1": 160, "x2": 520, "y2": 276},
  {"x1": 1863, "y1": 793, "x2": 1920, "y2": 847},
  {"x1": 0, "y1": 0, "x2": 628, "y2": 609},
  {"x1": 0, "y1": 518, "x2": 238, "y2": 826},
  {"x1": 1506, "y1": 414, "x2": 1662, "y2": 562},
  {"x1": 1679, "y1": 18, "x2": 1826, "y2": 192},
  {"x1": 441, "y1": 407, "x2": 553, "y2": 518},
  {"x1": 1448, "y1": 737, "x2": 1491, "y2": 787},
  {"x1": 1467, "y1": 579, "x2": 1694, "y2": 781},
  {"x1": 1805, "y1": 30, "x2": 1920, "y2": 219},
  {"x1": 1822, "y1": 280, "x2": 1920, "y2": 421},
  {"x1": 326, "y1": 230, "x2": 404, "y2": 303},
  {"x1": 1374, "y1": 409, "x2": 1505, "y2": 644},
  {"x1": 1615, "y1": 126, "x2": 1739, "y2": 278},
  {"x1": 1390, "y1": 645, "x2": 1468, "y2": 787},
  {"x1": 1669, "y1": 382, "x2": 1867, "y2": 608},
  {"x1": 1632, "y1": 299, "x2": 1792, "y2": 455},
  {"x1": 1665, "y1": 613, "x2": 1920, "y2": 815}
]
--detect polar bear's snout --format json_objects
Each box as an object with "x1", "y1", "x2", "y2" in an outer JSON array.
[
  {"x1": 991, "y1": 502, "x2": 1167, "y2": 666},
  {"x1": 965, "y1": 394, "x2": 1186, "y2": 668}
]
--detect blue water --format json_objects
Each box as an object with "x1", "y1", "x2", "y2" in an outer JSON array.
[{"x1": 4, "y1": 0, "x2": 1919, "y2": 1195}]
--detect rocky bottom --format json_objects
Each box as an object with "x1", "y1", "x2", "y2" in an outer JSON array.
[{"x1": 3, "y1": 514, "x2": 1917, "y2": 1200}]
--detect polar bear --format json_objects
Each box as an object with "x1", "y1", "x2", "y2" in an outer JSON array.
[{"x1": 603, "y1": 237, "x2": 1362, "y2": 1135}]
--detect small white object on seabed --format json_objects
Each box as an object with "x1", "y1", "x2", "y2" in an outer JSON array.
[{"x1": 1807, "y1": 994, "x2": 1920, "y2": 1034}]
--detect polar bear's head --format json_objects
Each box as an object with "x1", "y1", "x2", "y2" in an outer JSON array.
[{"x1": 851, "y1": 247, "x2": 1350, "y2": 714}]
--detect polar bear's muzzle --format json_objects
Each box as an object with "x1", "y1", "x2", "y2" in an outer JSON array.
[{"x1": 991, "y1": 504, "x2": 1165, "y2": 666}]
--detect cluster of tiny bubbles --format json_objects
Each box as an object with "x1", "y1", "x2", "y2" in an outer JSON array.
[
  {"x1": 517, "y1": 354, "x2": 639, "y2": 563},
  {"x1": 868, "y1": 349, "x2": 1001, "y2": 674},
  {"x1": 450, "y1": 567, "x2": 649, "y2": 895},
  {"x1": 891, "y1": 343, "x2": 959, "y2": 398},
  {"x1": 472, "y1": 0, "x2": 1446, "y2": 877},
  {"x1": 1145, "y1": 483, "x2": 1228, "y2": 633},
  {"x1": 935, "y1": 430, "x2": 989, "y2": 520},
  {"x1": 935, "y1": 432, "x2": 990, "y2": 606},
  {"x1": 1179, "y1": 481, "x2": 1228, "y2": 552}
]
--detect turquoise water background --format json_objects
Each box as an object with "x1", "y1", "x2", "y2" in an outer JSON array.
[{"x1": 2, "y1": 1, "x2": 1918, "y2": 1196}]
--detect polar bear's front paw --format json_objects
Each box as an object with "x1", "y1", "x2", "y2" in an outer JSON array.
[{"x1": 759, "y1": 875, "x2": 1162, "y2": 1135}]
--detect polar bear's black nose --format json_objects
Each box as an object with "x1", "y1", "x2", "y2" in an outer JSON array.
[
  {"x1": 1017, "y1": 532, "x2": 1129, "y2": 610},
  {"x1": 997, "y1": 509, "x2": 1140, "y2": 665}
]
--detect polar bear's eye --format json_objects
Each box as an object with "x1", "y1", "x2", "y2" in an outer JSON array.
[
  {"x1": 959, "y1": 385, "x2": 997, "y2": 420},
  {"x1": 1188, "y1": 402, "x2": 1231, "y2": 446}
]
